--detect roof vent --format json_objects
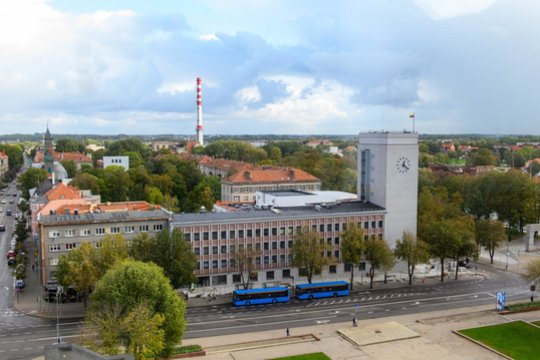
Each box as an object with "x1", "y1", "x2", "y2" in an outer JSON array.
[
  {"x1": 244, "y1": 171, "x2": 252, "y2": 180},
  {"x1": 314, "y1": 205, "x2": 321, "y2": 211}
]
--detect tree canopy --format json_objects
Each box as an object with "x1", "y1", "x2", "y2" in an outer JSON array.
[
  {"x1": 292, "y1": 226, "x2": 329, "y2": 284},
  {"x1": 340, "y1": 223, "x2": 365, "y2": 290}
]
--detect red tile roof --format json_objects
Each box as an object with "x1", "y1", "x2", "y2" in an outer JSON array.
[
  {"x1": 45, "y1": 182, "x2": 82, "y2": 201},
  {"x1": 34, "y1": 149, "x2": 92, "y2": 164},
  {"x1": 225, "y1": 166, "x2": 320, "y2": 184}
]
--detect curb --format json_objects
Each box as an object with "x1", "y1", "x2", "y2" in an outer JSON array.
[{"x1": 453, "y1": 330, "x2": 513, "y2": 360}]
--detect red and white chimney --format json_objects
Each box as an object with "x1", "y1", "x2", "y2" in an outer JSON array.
[{"x1": 196, "y1": 77, "x2": 204, "y2": 146}]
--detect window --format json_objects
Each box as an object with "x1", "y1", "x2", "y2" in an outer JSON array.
[
  {"x1": 221, "y1": 230, "x2": 227, "y2": 239},
  {"x1": 335, "y1": 223, "x2": 340, "y2": 231},
  {"x1": 247, "y1": 229, "x2": 252, "y2": 237},
  {"x1": 184, "y1": 233, "x2": 191, "y2": 241},
  {"x1": 125, "y1": 226, "x2": 135, "y2": 233},
  {"x1": 95, "y1": 241, "x2": 102, "y2": 248},
  {"x1": 364, "y1": 221, "x2": 369, "y2": 229},
  {"x1": 50, "y1": 258, "x2": 59, "y2": 266},
  {"x1": 212, "y1": 231, "x2": 218, "y2": 240},
  {"x1": 280, "y1": 254, "x2": 285, "y2": 263},
  {"x1": 334, "y1": 250, "x2": 339, "y2": 258},
  {"x1": 342, "y1": 223, "x2": 347, "y2": 230},
  {"x1": 266, "y1": 271, "x2": 275, "y2": 280},
  {"x1": 264, "y1": 242, "x2": 269, "y2": 250},
  {"x1": 212, "y1": 246, "x2": 218, "y2": 254},
  {"x1": 229, "y1": 230, "x2": 235, "y2": 239},
  {"x1": 329, "y1": 265, "x2": 337, "y2": 273},
  {"x1": 280, "y1": 241, "x2": 285, "y2": 249},
  {"x1": 256, "y1": 243, "x2": 261, "y2": 250},
  {"x1": 64, "y1": 229, "x2": 75, "y2": 237},
  {"x1": 110, "y1": 227, "x2": 120, "y2": 234},
  {"x1": 221, "y1": 259, "x2": 227, "y2": 268},
  {"x1": 272, "y1": 242, "x2": 277, "y2": 249},
  {"x1": 334, "y1": 237, "x2": 339, "y2": 244},
  {"x1": 264, "y1": 256, "x2": 269, "y2": 264},
  {"x1": 272, "y1": 228, "x2": 277, "y2": 236},
  {"x1": 80, "y1": 229, "x2": 91, "y2": 236},
  {"x1": 378, "y1": 233, "x2": 383, "y2": 240},
  {"x1": 319, "y1": 224, "x2": 324, "y2": 232},
  {"x1": 203, "y1": 247, "x2": 209, "y2": 255},
  {"x1": 288, "y1": 240, "x2": 293, "y2": 248},
  {"x1": 233, "y1": 274, "x2": 242, "y2": 283},
  {"x1": 280, "y1": 227, "x2": 285, "y2": 235},
  {"x1": 255, "y1": 228, "x2": 261, "y2": 237},
  {"x1": 230, "y1": 245, "x2": 235, "y2": 253},
  {"x1": 203, "y1": 261, "x2": 209, "y2": 269},
  {"x1": 49, "y1": 231, "x2": 60, "y2": 238},
  {"x1": 193, "y1": 232, "x2": 200, "y2": 241},
  {"x1": 378, "y1": 220, "x2": 383, "y2": 228},
  {"x1": 139, "y1": 225, "x2": 149, "y2": 232},
  {"x1": 194, "y1": 247, "x2": 200, "y2": 255},
  {"x1": 344, "y1": 263, "x2": 351, "y2": 272},
  {"x1": 212, "y1": 260, "x2": 218, "y2": 269},
  {"x1": 65, "y1": 243, "x2": 76, "y2": 250},
  {"x1": 264, "y1": 228, "x2": 269, "y2": 236},
  {"x1": 239, "y1": 230, "x2": 244, "y2": 238},
  {"x1": 221, "y1": 245, "x2": 226, "y2": 254},
  {"x1": 288, "y1": 227, "x2": 293, "y2": 235},
  {"x1": 203, "y1": 232, "x2": 209, "y2": 240},
  {"x1": 327, "y1": 224, "x2": 332, "y2": 232},
  {"x1": 153, "y1": 224, "x2": 163, "y2": 232},
  {"x1": 371, "y1": 221, "x2": 376, "y2": 229},
  {"x1": 49, "y1": 244, "x2": 61, "y2": 252},
  {"x1": 272, "y1": 255, "x2": 277, "y2": 263},
  {"x1": 359, "y1": 262, "x2": 366, "y2": 271},
  {"x1": 283, "y1": 269, "x2": 291, "y2": 278}
]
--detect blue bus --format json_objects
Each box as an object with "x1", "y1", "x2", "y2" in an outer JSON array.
[
  {"x1": 232, "y1": 286, "x2": 290, "y2": 306},
  {"x1": 295, "y1": 281, "x2": 350, "y2": 300}
]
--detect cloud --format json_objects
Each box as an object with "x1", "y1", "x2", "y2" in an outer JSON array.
[{"x1": 414, "y1": 0, "x2": 498, "y2": 20}]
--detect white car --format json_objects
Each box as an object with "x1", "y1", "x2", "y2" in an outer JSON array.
[{"x1": 1, "y1": 199, "x2": 5, "y2": 204}]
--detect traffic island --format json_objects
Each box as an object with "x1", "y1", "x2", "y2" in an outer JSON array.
[{"x1": 338, "y1": 321, "x2": 420, "y2": 346}]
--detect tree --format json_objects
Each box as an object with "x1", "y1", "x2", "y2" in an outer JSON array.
[
  {"x1": 475, "y1": 219, "x2": 506, "y2": 264},
  {"x1": 17, "y1": 167, "x2": 48, "y2": 200},
  {"x1": 524, "y1": 258, "x2": 540, "y2": 284},
  {"x1": 394, "y1": 232, "x2": 430, "y2": 285},
  {"x1": 87, "y1": 260, "x2": 185, "y2": 358},
  {"x1": 292, "y1": 226, "x2": 328, "y2": 284},
  {"x1": 93, "y1": 235, "x2": 130, "y2": 277},
  {"x1": 365, "y1": 238, "x2": 394, "y2": 289},
  {"x1": 449, "y1": 217, "x2": 476, "y2": 280},
  {"x1": 102, "y1": 165, "x2": 130, "y2": 202},
  {"x1": 425, "y1": 219, "x2": 459, "y2": 282},
  {"x1": 56, "y1": 242, "x2": 99, "y2": 308},
  {"x1": 60, "y1": 160, "x2": 78, "y2": 178},
  {"x1": 55, "y1": 138, "x2": 85, "y2": 153},
  {"x1": 340, "y1": 223, "x2": 365, "y2": 290},
  {"x1": 15, "y1": 220, "x2": 28, "y2": 243},
  {"x1": 131, "y1": 230, "x2": 197, "y2": 288},
  {"x1": 71, "y1": 173, "x2": 100, "y2": 194},
  {"x1": 232, "y1": 245, "x2": 258, "y2": 290}
]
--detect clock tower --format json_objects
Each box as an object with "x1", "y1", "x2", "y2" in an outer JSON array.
[{"x1": 357, "y1": 132, "x2": 419, "y2": 248}]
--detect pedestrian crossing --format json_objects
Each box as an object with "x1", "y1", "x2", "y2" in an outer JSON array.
[
  {"x1": 305, "y1": 292, "x2": 422, "y2": 307},
  {"x1": 0, "y1": 310, "x2": 24, "y2": 318}
]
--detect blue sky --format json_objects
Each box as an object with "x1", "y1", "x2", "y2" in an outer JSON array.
[{"x1": 0, "y1": 0, "x2": 539, "y2": 135}]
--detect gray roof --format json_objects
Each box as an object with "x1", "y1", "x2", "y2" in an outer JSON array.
[
  {"x1": 39, "y1": 209, "x2": 171, "y2": 226},
  {"x1": 172, "y1": 201, "x2": 385, "y2": 226}
]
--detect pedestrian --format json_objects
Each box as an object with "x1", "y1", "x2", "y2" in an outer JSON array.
[
  {"x1": 286, "y1": 328, "x2": 290, "y2": 337},
  {"x1": 531, "y1": 295, "x2": 534, "y2": 303},
  {"x1": 352, "y1": 317, "x2": 357, "y2": 327},
  {"x1": 31, "y1": 264, "x2": 35, "y2": 271}
]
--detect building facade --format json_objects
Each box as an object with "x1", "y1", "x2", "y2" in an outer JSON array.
[
  {"x1": 38, "y1": 205, "x2": 171, "y2": 284},
  {"x1": 171, "y1": 200, "x2": 385, "y2": 288},
  {"x1": 103, "y1": 156, "x2": 130, "y2": 170},
  {"x1": 0, "y1": 151, "x2": 8, "y2": 178}
]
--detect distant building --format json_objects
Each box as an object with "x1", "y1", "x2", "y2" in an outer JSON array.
[
  {"x1": 85, "y1": 144, "x2": 105, "y2": 152},
  {"x1": 196, "y1": 156, "x2": 250, "y2": 178},
  {"x1": 103, "y1": 156, "x2": 129, "y2": 170},
  {"x1": 0, "y1": 151, "x2": 8, "y2": 178},
  {"x1": 38, "y1": 201, "x2": 171, "y2": 284},
  {"x1": 221, "y1": 166, "x2": 321, "y2": 203},
  {"x1": 34, "y1": 126, "x2": 93, "y2": 171},
  {"x1": 150, "y1": 141, "x2": 177, "y2": 152}
]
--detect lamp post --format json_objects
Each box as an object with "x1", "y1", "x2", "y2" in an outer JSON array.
[
  {"x1": 55, "y1": 285, "x2": 64, "y2": 344},
  {"x1": 505, "y1": 240, "x2": 510, "y2": 271}
]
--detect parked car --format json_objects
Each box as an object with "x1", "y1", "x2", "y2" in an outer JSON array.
[
  {"x1": 6, "y1": 209, "x2": 12, "y2": 216},
  {"x1": 0, "y1": 224, "x2": 5, "y2": 232},
  {"x1": 0, "y1": 199, "x2": 5, "y2": 204},
  {"x1": 7, "y1": 257, "x2": 16, "y2": 266},
  {"x1": 6, "y1": 250, "x2": 16, "y2": 259}
]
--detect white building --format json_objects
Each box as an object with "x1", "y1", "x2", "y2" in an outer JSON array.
[
  {"x1": 357, "y1": 132, "x2": 419, "y2": 248},
  {"x1": 103, "y1": 156, "x2": 129, "y2": 171}
]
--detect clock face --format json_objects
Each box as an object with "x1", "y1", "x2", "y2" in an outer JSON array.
[{"x1": 396, "y1": 157, "x2": 411, "y2": 173}]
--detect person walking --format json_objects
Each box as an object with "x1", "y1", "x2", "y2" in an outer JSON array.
[
  {"x1": 352, "y1": 317, "x2": 357, "y2": 327},
  {"x1": 286, "y1": 328, "x2": 290, "y2": 337}
]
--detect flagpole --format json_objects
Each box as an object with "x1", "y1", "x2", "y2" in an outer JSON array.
[{"x1": 413, "y1": 114, "x2": 415, "y2": 133}]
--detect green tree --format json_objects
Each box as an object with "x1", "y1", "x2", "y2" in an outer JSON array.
[
  {"x1": 524, "y1": 258, "x2": 540, "y2": 284},
  {"x1": 15, "y1": 220, "x2": 28, "y2": 242},
  {"x1": 475, "y1": 219, "x2": 506, "y2": 264},
  {"x1": 231, "y1": 245, "x2": 259, "y2": 290},
  {"x1": 292, "y1": 226, "x2": 328, "y2": 284},
  {"x1": 144, "y1": 185, "x2": 164, "y2": 205},
  {"x1": 394, "y1": 232, "x2": 430, "y2": 285},
  {"x1": 93, "y1": 235, "x2": 130, "y2": 277},
  {"x1": 449, "y1": 217, "x2": 476, "y2": 280},
  {"x1": 340, "y1": 223, "x2": 365, "y2": 290},
  {"x1": 88, "y1": 260, "x2": 185, "y2": 358},
  {"x1": 468, "y1": 147, "x2": 497, "y2": 166},
  {"x1": 103, "y1": 165, "x2": 130, "y2": 201},
  {"x1": 131, "y1": 230, "x2": 197, "y2": 288},
  {"x1": 70, "y1": 173, "x2": 100, "y2": 194},
  {"x1": 60, "y1": 160, "x2": 78, "y2": 178},
  {"x1": 365, "y1": 238, "x2": 394, "y2": 289},
  {"x1": 56, "y1": 242, "x2": 99, "y2": 308},
  {"x1": 55, "y1": 138, "x2": 86, "y2": 152},
  {"x1": 425, "y1": 219, "x2": 459, "y2": 282},
  {"x1": 17, "y1": 167, "x2": 48, "y2": 200}
]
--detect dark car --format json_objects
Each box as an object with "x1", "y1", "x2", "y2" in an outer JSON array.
[
  {"x1": 6, "y1": 209, "x2": 11, "y2": 216},
  {"x1": 7, "y1": 257, "x2": 16, "y2": 266},
  {"x1": 16, "y1": 279, "x2": 25, "y2": 289},
  {"x1": 0, "y1": 224, "x2": 5, "y2": 232}
]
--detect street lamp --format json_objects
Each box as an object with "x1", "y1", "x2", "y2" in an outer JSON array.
[
  {"x1": 505, "y1": 240, "x2": 510, "y2": 271},
  {"x1": 55, "y1": 285, "x2": 64, "y2": 344}
]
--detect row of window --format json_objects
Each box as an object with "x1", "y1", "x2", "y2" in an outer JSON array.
[
  {"x1": 48, "y1": 224, "x2": 163, "y2": 238},
  {"x1": 229, "y1": 184, "x2": 319, "y2": 193},
  {"x1": 184, "y1": 221, "x2": 383, "y2": 242}
]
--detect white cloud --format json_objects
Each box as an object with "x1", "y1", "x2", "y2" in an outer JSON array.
[
  {"x1": 157, "y1": 81, "x2": 195, "y2": 95},
  {"x1": 235, "y1": 86, "x2": 261, "y2": 103},
  {"x1": 199, "y1": 33, "x2": 219, "y2": 41},
  {"x1": 414, "y1": 0, "x2": 498, "y2": 20}
]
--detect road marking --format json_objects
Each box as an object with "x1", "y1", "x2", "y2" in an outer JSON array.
[{"x1": 188, "y1": 315, "x2": 337, "y2": 333}]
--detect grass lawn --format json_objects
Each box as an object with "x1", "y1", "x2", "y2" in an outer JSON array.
[
  {"x1": 532, "y1": 321, "x2": 540, "y2": 327},
  {"x1": 271, "y1": 353, "x2": 331, "y2": 360},
  {"x1": 458, "y1": 321, "x2": 540, "y2": 360}
]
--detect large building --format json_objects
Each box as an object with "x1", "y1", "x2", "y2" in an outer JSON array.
[
  {"x1": 38, "y1": 202, "x2": 171, "y2": 284},
  {"x1": 221, "y1": 166, "x2": 321, "y2": 203},
  {"x1": 171, "y1": 131, "x2": 418, "y2": 288}
]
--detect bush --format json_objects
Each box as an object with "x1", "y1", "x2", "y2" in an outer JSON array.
[
  {"x1": 173, "y1": 345, "x2": 202, "y2": 354},
  {"x1": 505, "y1": 301, "x2": 540, "y2": 311}
]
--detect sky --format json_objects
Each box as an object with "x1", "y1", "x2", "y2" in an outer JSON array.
[{"x1": 0, "y1": 0, "x2": 539, "y2": 135}]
